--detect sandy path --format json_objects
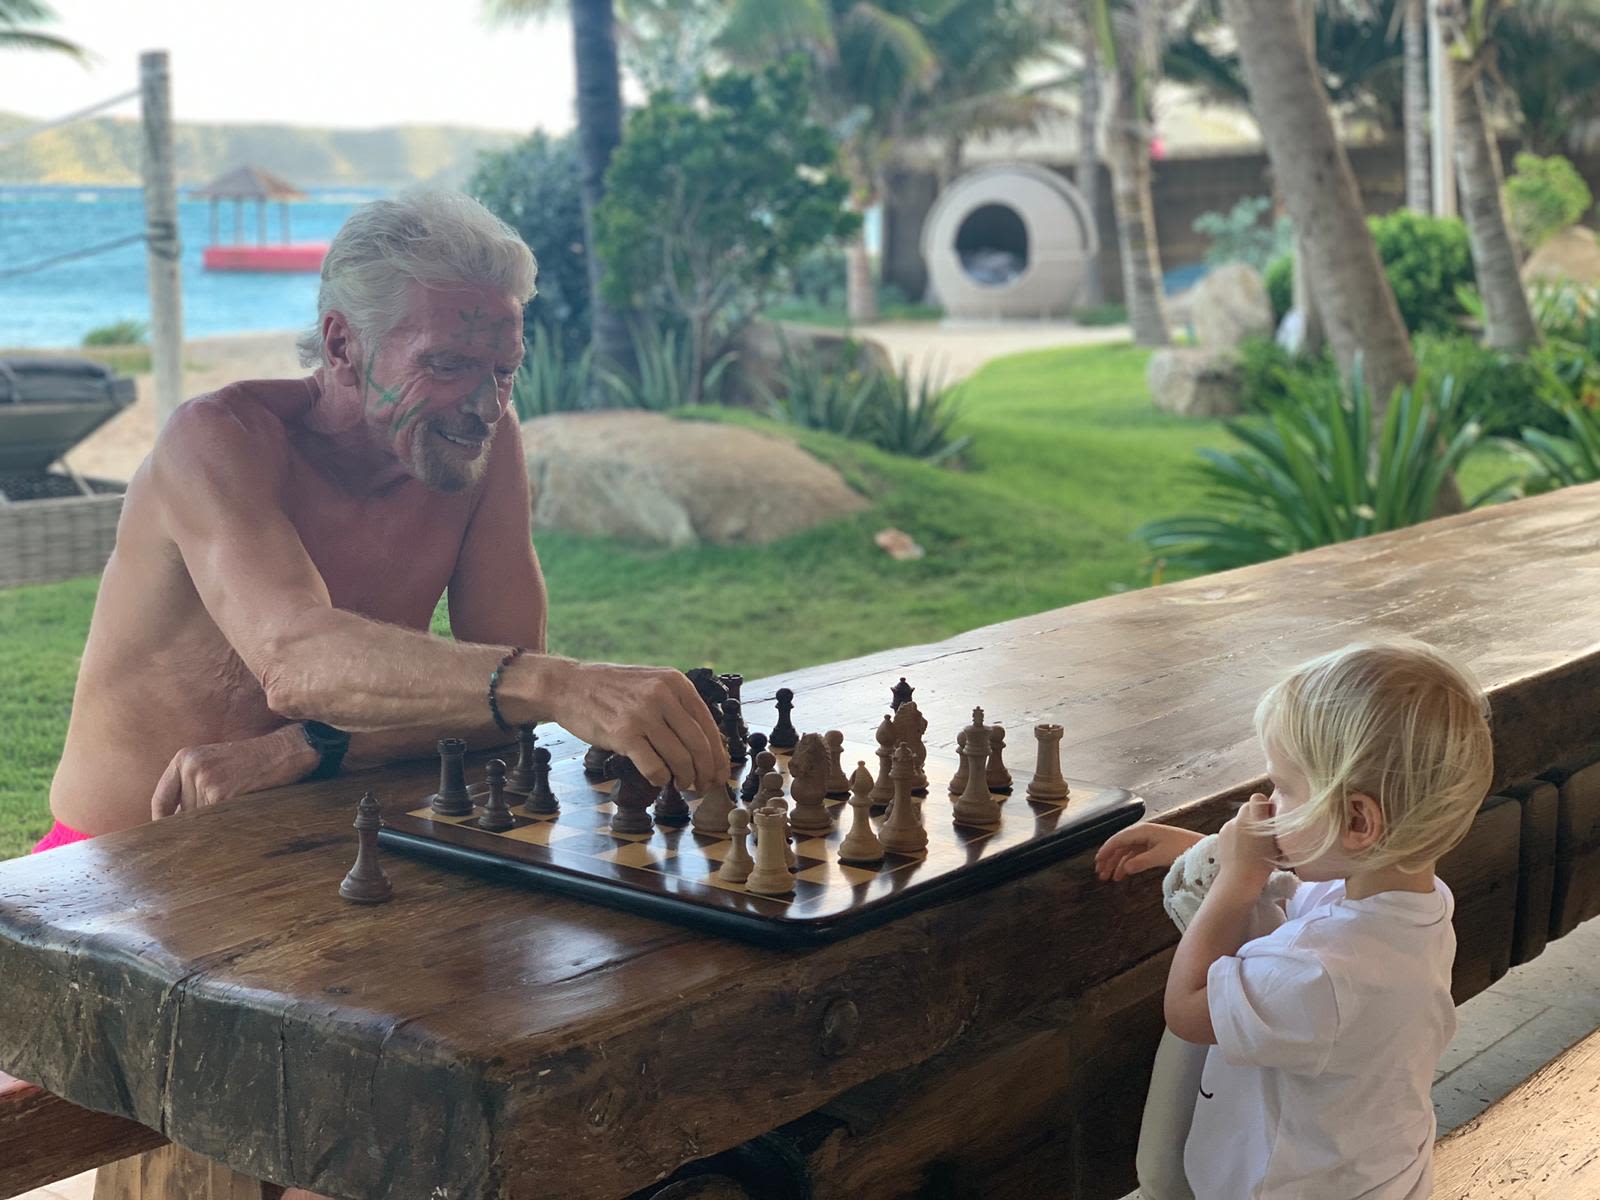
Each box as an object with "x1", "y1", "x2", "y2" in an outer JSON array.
[{"x1": 56, "y1": 320, "x2": 1133, "y2": 482}]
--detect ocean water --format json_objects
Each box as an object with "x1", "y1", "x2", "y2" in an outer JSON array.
[{"x1": 0, "y1": 185, "x2": 387, "y2": 348}]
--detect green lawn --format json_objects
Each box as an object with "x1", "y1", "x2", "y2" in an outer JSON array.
[{"x1": 0, "y1": 339, "x2": 1523, "y2": 858}]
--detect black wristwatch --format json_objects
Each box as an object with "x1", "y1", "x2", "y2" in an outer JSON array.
[{"x1": 300, "y1": 720, "x2": 351, "y2": 781}]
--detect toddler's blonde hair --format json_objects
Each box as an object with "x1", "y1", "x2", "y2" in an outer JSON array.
[{"x1": 1254, "y1": 640, "x2": 1493, "y2": 873}]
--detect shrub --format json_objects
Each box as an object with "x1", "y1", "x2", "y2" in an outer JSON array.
[
  {"x1": 82, "y1": 319, "x2": 147, "y2": 347},
  {"x1": 873, "y1": 364, "x2": 971, "y2": 465},
  {"x1": 1413, "y1": 333, "x2": 1568, "y2": 438},
  {"x1": 470, "y1": 131, "x2": 590, "y2": 359},
  {"x1": 1234, "y1": 336, "x2": 1336, "y2": 415},
  {"x1": 511, "y1": 325, "x2": 594, "y2": 420},
  {"x1": 1137, "y1": 364, "x2": 1513, "y2": 575},
  {"x1": 1511, "y1": 394, "x2": 1600, "y2": 491},
  {"x1": 601, "y1": 319, "x2": 735, "y2": 411},
  {"x1": 1192, "y1": 196, "x2": 1295, "y2": 272},
  {"x1": 785, "y1": 247, "x2": 848, "y2": 311},
  {"x1": 1504, "y1": 153, "x2": 1593, "y2": 251},
  {"x1": 1264, "y1": 212, "x2": 1474, "y2": 335}
]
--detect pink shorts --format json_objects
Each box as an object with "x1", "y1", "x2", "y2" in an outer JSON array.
[{"x1": 32, "y1": 820, "x2": 92, "y2": 853}]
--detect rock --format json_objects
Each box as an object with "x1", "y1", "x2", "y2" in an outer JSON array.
[
  {"x1": 1147, "y1": 348, "x2": 1244, "y2": 419},
  {"x1": 724, "y1": 319, "x2": 894, "y2": 409},
  {"x1": 1521, "y1": 225, "x2": 1600, "y2": 287},
  {"x1": 523, "y1": 411, "x2": 868, "y2": 548},
  {"x1": 1188, "y1": 262, "x2": 1274, "y2": 351}
]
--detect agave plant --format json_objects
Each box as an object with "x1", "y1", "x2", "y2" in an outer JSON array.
[
  {"x1": 602, "y1": 319, "x2": 735, "y2": 411},
  {"x1": 761, "y1": 336, "x2": 882, "y2": 440},
  {"x1": 872, "y1": 362, "x2": 972, "y2": 465},
  {"x1": 511, "y1": 325, "x2": 595, "y2": 420},
  {"x1": 1508, "y1": 393, "x2": 1600, "y2": 489},
  {"x1": 1138, "y1": 365, "x2": 1516, "y2": 575}
]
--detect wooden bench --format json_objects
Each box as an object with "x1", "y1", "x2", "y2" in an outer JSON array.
[
  {"x1": 1434, "y1": 1025, "x2": 1600, "y2": 1198},
  {"x1": 0, "y1": 1071, "x2": 166, "y2": 1200}
]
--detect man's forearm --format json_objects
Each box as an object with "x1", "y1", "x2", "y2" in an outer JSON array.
[{"x1": 261, "y1": 609, "x2": 573, "y2": 733}]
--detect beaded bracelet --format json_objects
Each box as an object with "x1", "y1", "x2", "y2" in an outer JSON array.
[{"x1": 488, "y1": 646, "x2": 527, "y2": 733}]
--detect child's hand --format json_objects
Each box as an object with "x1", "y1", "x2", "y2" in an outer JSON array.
[
  {"x1": 1095, "y1": 822, "x2": 1205, "y2": 882},
  {"x1": 1215, "y1": 794, "x2": 1278, "y2": 887}
]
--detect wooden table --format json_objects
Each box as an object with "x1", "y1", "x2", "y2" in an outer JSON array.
[{"x1": 4, "y1": 483, "x2": 1600, "y2": 1200}]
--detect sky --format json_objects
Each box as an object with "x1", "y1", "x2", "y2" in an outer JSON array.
[{"x1": 0, "y1": 0, "x2": 579, "y2": 133}]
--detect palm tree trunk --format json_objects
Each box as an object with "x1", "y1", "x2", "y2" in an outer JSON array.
[
  {"x1": 1451, "y1": 59, "x2": 1539, "y2": 350},
  {"x1": 845, "y1": 153, "x2": 880, "y2": 323},
  {"x1": 1076, "y1": 37, "x2": 1106, "y2": 308},
  {"x1": 1106, "y1": 5, "x2": 1168, "y2": 347},
  {"x1": 1220, "y1": 0, "x2": 1415, "y2": 417},
  {"x1": 1291, "y1": 0, "x2": 1325, "y2": 355},
  {"x1": 571, "y1": 0, "x2": 636, "y2": 381},
  {"x1": 1403, "y1": 0, "x2": 1430, "y2": 210}
]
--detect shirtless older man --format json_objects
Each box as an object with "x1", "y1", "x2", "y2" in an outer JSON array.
[{"x1": 41, "y1": 189, "x2": 727, "y2": 848}]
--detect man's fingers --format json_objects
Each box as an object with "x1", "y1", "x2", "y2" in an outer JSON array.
[
  {"x1": 627, "y1": 737, "x2": 674, "y2": 789},
  {"x1": 151, "y1": 755, "x2": 183, "y2": 820},
  {"x1": 661, "y1": 694, "x2": 726, "y2": 792}
]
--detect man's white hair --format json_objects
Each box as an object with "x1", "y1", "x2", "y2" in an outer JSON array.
[{"x1": 295, "y1": 190, "x2": 538, "y2": 368}]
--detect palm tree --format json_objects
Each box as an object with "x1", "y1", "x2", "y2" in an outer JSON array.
[
  {"x1": 1403, "y1": 0, "x2": 1429, "y2": 209},
  {"x1": 486, "y1": 0, "x2": 636, "y2": 377},
  {"x1": 1219, "y1": 0, "x2": 1418, "y2": 417},
  {"x1": 0, "y1": 0, "x2": 84, "y2": 58},
  {"x1": 1487, "y1": 0, "x2": 1600, "y2": 154},
  {"x1": 718, "y1": 1, "x2": 944, "y2": 322},
  {"x1": 1076, "y1": 34, "x2": 1106, "y2": 307},
  {"x1": 1439, "y1": 0, "x2": 1539, "y2": 351},
  {"x1": 1089, "y1": 0, "x2": 1170, "y2": 346}
]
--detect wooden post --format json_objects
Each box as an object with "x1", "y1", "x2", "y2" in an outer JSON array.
[
  {"x1": 140, "y1": 50, "x2": 184, "y2": 428},
  {"x1": 257, "y1": 199, "x2": 267, "y2": 244}
]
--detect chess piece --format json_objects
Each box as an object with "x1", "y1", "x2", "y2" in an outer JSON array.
[
  {"x1": 879, "y1": 744, "x2": 928, "y2": 855},
  {"x1": 718, "y1": 672, "x2": 744, "y2": 702},
  {"x1": 953, "y1": 711, "x2": 1001, "y2": 829},
  {"x1": 753, "y1": 768, "x2": 785, "y2": 811},
  {"x1": 339, "y1": 792, "x2": 393, "y2": 904},
  {"x1": 429, "y1": 738, "x2": 472, "y2": 816},
  {"x1": 869, "y1": 714, "x2": 896, "y2": 805},
  {"x1": 823, "y1": 730, "x2": 850, "y2": 798},
  {"x1": 525, "y1": 747, "x2": 558, "y2": 815},
  {"x1": 986, "y1": 724, "x2": 1013, "y2": 793},
  {"x1": 607, "y1": 755, "x2": 657, "y2": 835},
  {"x1": 684, "y1": 667, "x2": 730, "y2": 719},
  {"x1": 582, "y1": 744, "x2": 611, "y2": 779},
  {"x1": 692, "y1": 782, "x2": 736, "y2": 835},
  {"x1": 505, "y1": 725, "x2": 538, "y2": 795},
  {"x1": 477, "y1": 760, "x2": 516, "y2": 832},
  {"x1": 948, "y1": 728, "x2": 970, "y2": 794},
  {"x1": 745, "y1": 807, "x2": 796, "y2": 895},
  {"x1": 742, "y1": 746, "x2": 774, "y2": 805},
  {"x1": 891, "y1": 700, "x2": 929, "y2": 794},
  {"x1": 1026, "y1": 723, "x2": 1070, "y2": 801},
  {"x1": 838, "y1": 761, "x2": 886, "y2": 866},
  {"x1": 721, "y1": 699, "x2": 749, "y2": 766},
  {"x1": 718, "y1": 808, "x2": 755, "y2": 883},
  {"x1": 762, "y1": 795, "x2": 798, "y2": 868},
  {"x1": 654, "y1": 779, "x2": 691, "y2": 827},
  {"x1": 788, "y1": 733, "x2": 834, "y2": 835},
  {"x1": 769, "y1": 686, "x2": 799, "y2": 751},
  {"x1": 890, "y1": 676, "x2": 915, "y2": 711}
]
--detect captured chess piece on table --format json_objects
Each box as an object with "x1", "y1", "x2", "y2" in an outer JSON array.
[{"x1": 340, "y1": 791, "x2": 393, "y2": 904}]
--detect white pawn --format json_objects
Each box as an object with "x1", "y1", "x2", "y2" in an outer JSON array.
[
  {"x1": 838, "y1": 761, "x2": 886, "y2": 866},
  {"x1": 745, "y1": 807, "x2": 796, "y2": 895},
  {"x1": 693, "y1": 781, "x2": 735, "y2": 834},
  {"x1": 879, "y1": 744, "x2": 928, "y2": 856},
  {"x1": 823, "y1": 730, "x2": 851, "y2": 797},
  {"x1": 948, "y1": 727, "x2": 970, "y2": 794},
  {"x1": 718, "y1": 807, "x2": 754, "y2": 884}
]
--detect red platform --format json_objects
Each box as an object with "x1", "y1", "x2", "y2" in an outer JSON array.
[{"x1": 202, "y1": 243, "x2": 328, "y2": 273}]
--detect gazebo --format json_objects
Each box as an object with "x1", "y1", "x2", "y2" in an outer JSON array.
[{"x1": 189, "y1": 165, "x2": 328, "y2": 273}]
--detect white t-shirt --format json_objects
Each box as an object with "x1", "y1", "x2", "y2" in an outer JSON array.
[{"x1": 1183, "y1": 878, "x2": 1457, "y2": 1200}]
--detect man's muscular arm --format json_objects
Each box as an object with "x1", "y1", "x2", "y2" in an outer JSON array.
[{"x1": 151, "y1": 397, "x2": 725, "y2": 791}]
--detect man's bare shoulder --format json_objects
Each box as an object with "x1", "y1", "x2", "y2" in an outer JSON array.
[{"x1": 156, "y1": 379, "x2": 312, "y2": 467}]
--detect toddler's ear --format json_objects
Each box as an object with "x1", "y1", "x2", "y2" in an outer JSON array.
[{"x1": 1344, "y1": 792, "x2": 1384, "y2": 852}]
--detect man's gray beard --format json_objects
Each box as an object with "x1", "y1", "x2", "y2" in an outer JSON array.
[{"x1": 414, "y1": 429, "x2": 492, "y2": 493}]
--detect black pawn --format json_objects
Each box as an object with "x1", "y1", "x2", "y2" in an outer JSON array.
[
  {"x1": 525, "y1": 747, "x2": 558, "y2": 815},
  {"x1": 582, "y1": 744, "x2": 611, "y2": 779},
  {"x1": 769, "y1": 687, "x2": 799, "y2": 751},
  {"x1": 722, "y1": 699, "x2": 749, "y2": 767},
  {"x1": 654, "y1": 779, "x2": 690, "y2": 827},
  {"x1": 742, "y1": 747, "x2": 776, "y2": 805},
  {"x1": 505, "y1": 725, "x2": 538, "y2": 795},
  {"x1": 477, "y1": 759, "x2": 515, "y2": 832},
  {"x1": 890, "y1": 677, "x2": 914, "y2": 711},
  {"x1": 607, "y1": 755, "x2": 657, "y2": 835},
  {"x1": 430, "y1": 737, "x2": 472, "y2": 817},
  {"x1": 340, "y1": 792, "x2": 393, "y2": 904}
]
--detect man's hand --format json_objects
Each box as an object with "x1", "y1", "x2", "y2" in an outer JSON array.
[
  {"x1": 152, "y1": 725, "x2": 318, "y2": 819},
  {"x1": 545, "y1": 661, "x2": 729, "y2": 794},
  {"x1": 1095, "y1": 822, "x2": 1206, "y2": 882},
  {"x1": 1215, "y1": 793, "x2": 1278, "y2": 889}
]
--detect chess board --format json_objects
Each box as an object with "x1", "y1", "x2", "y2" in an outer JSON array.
[{"x1": 379, "y1": 741, "x2": 1144, "y2": 947}]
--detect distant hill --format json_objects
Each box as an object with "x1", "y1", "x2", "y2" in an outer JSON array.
[{"x1": 0, "y1": 113, "x2": 522, "y2": 188}]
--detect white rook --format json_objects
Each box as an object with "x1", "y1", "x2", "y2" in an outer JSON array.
[{"x1": 1026, "y1": 723, "x2": 1069, "y2": 801}]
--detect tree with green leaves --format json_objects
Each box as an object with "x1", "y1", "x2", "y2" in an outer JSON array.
[
  {"x1": 485, "y1": 0, "x2": 636, "y2": 380},
  {"x1": 0, "y1": 0, "x2": 82, "y2": 57},
  {"x1": 594, "y1": 61, "x2": 858, "y2": 406},
  {"x1": 1484, "y1": 0, "x2": 1600, "y2": 155}
]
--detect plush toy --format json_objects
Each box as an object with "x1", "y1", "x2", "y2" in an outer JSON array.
[{"x1": 1162, "y1": 833, "x2": 1298, "y2": 933}]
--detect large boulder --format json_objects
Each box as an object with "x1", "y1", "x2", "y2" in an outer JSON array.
[
  {"x1": 523, "y1": 411, "x2": 868, "y2": 548},
  {"x1": 1521, "y1": 225, "x2": 1600, "y2": 287},
  {"x1": 1188, "y1": 262, "x2": 1274, "y2": 351},
  {"x1": 1147, "y1": 348, "x2": 1244, "y2": 419}
]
